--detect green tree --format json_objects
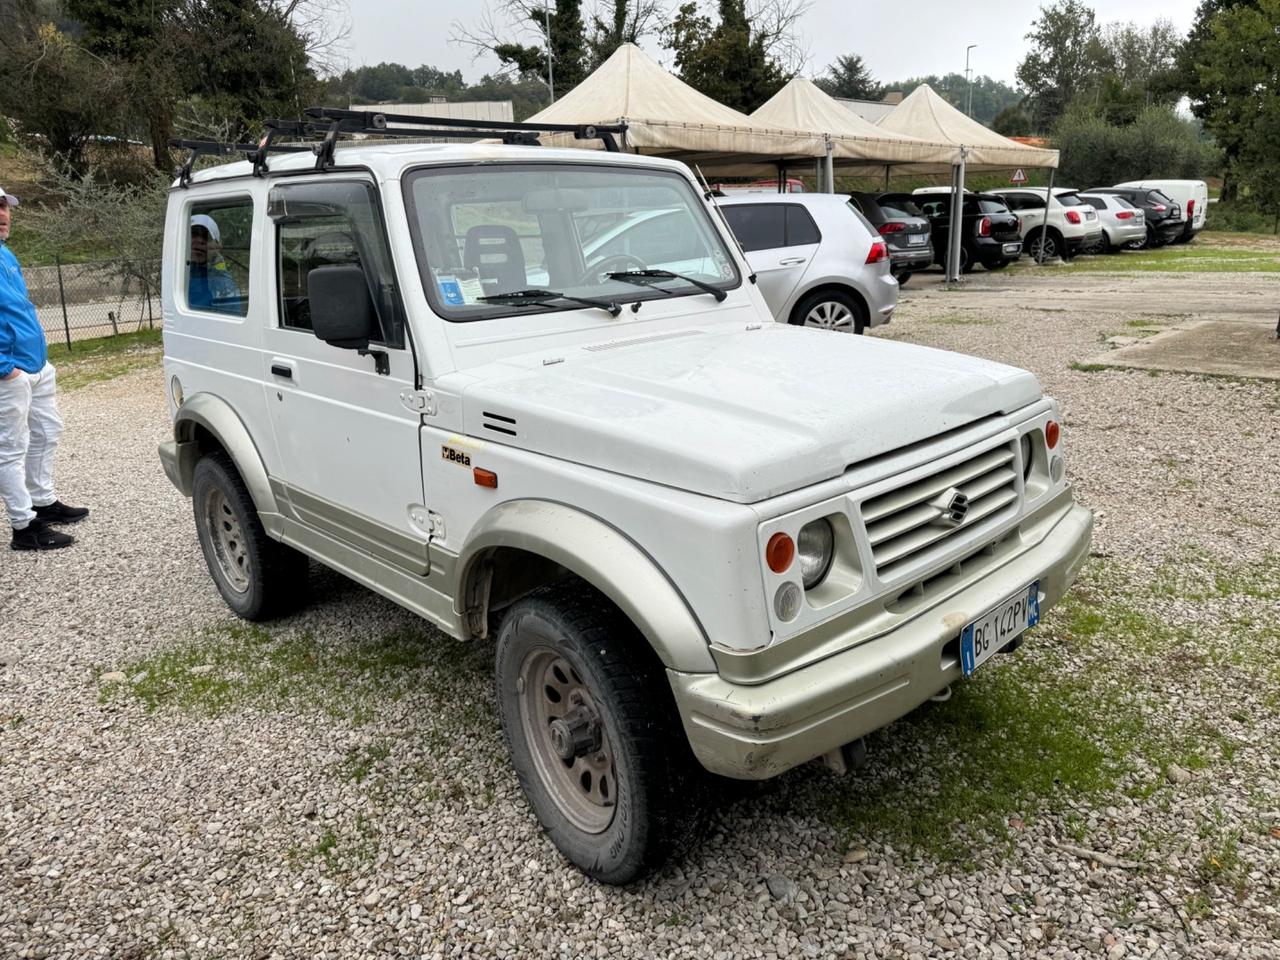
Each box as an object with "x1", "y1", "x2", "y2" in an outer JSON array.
[
  {"x1": 489, "y1": 0, "x2": 589, "y2": 93},
  {"x1": 662, "y1": 0, "x2": 793, "y2": 112},
  {"x1": 879, "y1": 74, "x2": 1024, "y2": 127},
  {"x1": 1016, "y1": 0, "x2": 1109, "y2": 129},
  {"x1": 813, "y1": 54, "x2": 880, "y2": 100},
  {"x1": 585, "y1": 0, "x2": 663, "y2": 69},
  {"x1": 992, "y1": 102, "x2": 1035, "y2": 137},
  {"x1": 1052, "y1": 103, "x2": 1219, "y2": 187}
]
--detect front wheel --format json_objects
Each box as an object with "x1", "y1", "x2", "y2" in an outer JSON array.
[
  {"x1": 191, "y1": 453, "x2": 309, "y2": 620},
  {"x1": 494, "y1": 583, "x2": 702, "y2": 884},
  {"x1": 789, "y1": 289, "x2": 867, "y2": 334}
]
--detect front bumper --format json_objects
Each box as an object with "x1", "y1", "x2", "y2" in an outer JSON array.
[{"x1": 668, "y1": 490, "x2": 1093, "y2": 779}]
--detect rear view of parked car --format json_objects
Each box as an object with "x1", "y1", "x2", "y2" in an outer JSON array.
[
  {"x1": 718, "y1": 194, "x2": 898, "y2": 332},
  {"x1": 990, "y1": 187, "x2": 1102, "y2": 261},
  {"x1": 1113, "y1": 179, "x2": 1208, "y2": 243},
  {"x1": 912, "y1": 190, "x2": 1022, "y2": 273},
  {"x1": 849, "y1": 192, "x2": 933, "y2": 286},
  {"x1": 1078, "y1": 193, "x2": 1146, "y2": 253},
  {"x1": 1085, "y1": 187, "x2": 1183, "y2": 248}
]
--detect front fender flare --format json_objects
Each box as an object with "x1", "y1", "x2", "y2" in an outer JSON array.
[
  {"x1": 169, "y1": 393, "x2": 279, "y2": 518},
  {"x1": 456, "y1": 500, "x2": 716, "y2": 674}
]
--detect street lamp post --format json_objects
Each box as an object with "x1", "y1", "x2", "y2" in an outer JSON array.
[
  {"x1": 544, "y1": 1, "x2": 555, "y2": 104},
  {"x1": 965, "y1": 44, "x2": 977, "y2": 117}
]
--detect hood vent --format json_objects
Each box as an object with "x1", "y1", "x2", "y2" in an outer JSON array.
[
  {"x1": 482, "y1": 411, "x2": 518, "y2": 436},
  {"x1": 583, "y1": 330, "x2": 704, "y2": 353}
]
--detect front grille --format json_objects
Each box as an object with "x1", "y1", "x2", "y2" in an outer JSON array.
[{"x1": 860, "y1": 443, "x2": 1020, "y2": 581}]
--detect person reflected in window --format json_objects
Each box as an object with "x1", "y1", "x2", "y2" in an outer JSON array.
[{"x1": 188, "y1": 214, "x2": 241, "y2": 314}]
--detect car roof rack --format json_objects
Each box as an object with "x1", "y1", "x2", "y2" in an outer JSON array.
[{"x1": 170, "y1": 108, "x2": 628, "y2": 187}]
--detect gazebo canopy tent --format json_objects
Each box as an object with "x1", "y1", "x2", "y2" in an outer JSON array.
[
  {"x1": 751, "y1": 78, "x2": 960, "y2": 182},
  {"x1": 875, "y1": 84, "x2": 1061, "y2": 280},
  {"x1": 526, "y1": 44, "x2": 826, "y2": 177}
]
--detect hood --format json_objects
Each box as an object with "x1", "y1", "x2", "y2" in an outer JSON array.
[{"x1": 462, "y1": 325, "x2": 1041, "y2": 503}]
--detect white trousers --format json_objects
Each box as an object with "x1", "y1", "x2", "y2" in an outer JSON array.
[{"x1": 0, "y1": 363, "x2": 63, "y2": 529}]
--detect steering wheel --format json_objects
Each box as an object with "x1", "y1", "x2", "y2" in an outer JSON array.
[{"x1": 578, "y1": 252, "x2": 648, "y2": 286}]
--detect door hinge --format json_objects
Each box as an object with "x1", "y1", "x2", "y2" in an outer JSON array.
[
  {"x1": 399, "y1": 389, "x2": 436, "y2": 416},
  {"x1": 409, "y1": 506, "x2": 445, "y2": 539}
]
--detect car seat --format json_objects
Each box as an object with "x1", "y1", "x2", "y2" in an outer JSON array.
[{"x1": 463, "y1": 225, "x2": 527, "y2": 293}]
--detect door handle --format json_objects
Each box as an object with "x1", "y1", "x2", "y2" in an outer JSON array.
[
  {"x1": 779, "y1": 257, "x2": 807, "y2": 265},
  {"x1": 270, "y1": 363, "x2": 293, "y2": 380}
]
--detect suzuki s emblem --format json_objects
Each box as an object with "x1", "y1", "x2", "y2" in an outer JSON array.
[{"x1": 929, "y1": 487, "x2": 970, "y2": 527}]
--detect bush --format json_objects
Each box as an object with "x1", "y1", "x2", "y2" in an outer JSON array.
[
  {"x1": 1205, "y1": 201, "x2": 1279, "y2": 235},
  {"x1": 1053, "y1": 105, "x2": 1221, "y2": 188}
]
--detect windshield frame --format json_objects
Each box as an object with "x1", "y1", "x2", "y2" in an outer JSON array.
[{"x1": 401, "y1": 161, "x2": 743, "y2": 323}]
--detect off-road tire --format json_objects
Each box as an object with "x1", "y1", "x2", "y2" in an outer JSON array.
[
  {"x1": 789, "y1": 289, "x2": 867, "y2": 334},
  {"x1": 191, "y1": 453, "x2": 309, "y2": 621},
  {"x1": 494, "y1": 582, "x2": 703, "y2": 884}
]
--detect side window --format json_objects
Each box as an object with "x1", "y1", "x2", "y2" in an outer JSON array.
[
  {"x1": 270, "y1": 180, "x2": 405, "y2": 348},
  {"x1": 721, "y1": 204, "x2": 786, "y2": 252},
  {"x1": 186, "y1": 198, "x2": 252, "y2": 317},
  {"x1": 1082, "y1": 196, "x2": 1105, "y2": 210},
  {"x1": 785, "y1": 205, "x2": 821, "y2": 246}
]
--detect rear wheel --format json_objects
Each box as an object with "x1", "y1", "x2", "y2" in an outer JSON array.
[
  {"x1": 495, "y1": 582, "x2": 702, "y2": 884},
  {"x1": 1027, "y1": 227, "x2": 1062, "y2": 262},
  {"x1": 892, "y1": 269, "x2": 911, "y2": 288},
  {"x1": 789, "y1": 289, "x2": 867, "y2": 334}
]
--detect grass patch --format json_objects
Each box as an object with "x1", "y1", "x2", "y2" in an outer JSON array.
[
  {"x1": 1061, "y1": 244, "x2": 1280, "y2": 274},
  {"x1": 1068, "y1": 361, "x2": 1114, "y2": 373},
  {"x1": 1151, "y1": 549, "x2": 1280, "y2": 602},
  {"x1": 49, "y1": 327, "x2": 162, "y2": 390},
  {"x1": 101, "y1": 620, "x2": 493, "y2": 727}
]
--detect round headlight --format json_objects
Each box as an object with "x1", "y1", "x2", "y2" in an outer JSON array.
[
  {"x1": 797, "y1": 518, "x2": 835, "y2": 590},
  {"x1": 1020, "y1": 433, "x2": 1033, "y2": 481}
]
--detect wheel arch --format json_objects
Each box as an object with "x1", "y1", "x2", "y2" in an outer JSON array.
[
  {"x1": 455, "y1": 500, "x2": 716, "y2": 674},
  {"x1": 170, "y1": 393, "x2": 280, "y2": 518},
  {"x1": 787, "y1": 282, "x2": 869, "y2": 328}
]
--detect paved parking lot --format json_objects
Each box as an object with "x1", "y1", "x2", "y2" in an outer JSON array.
[{"x1": 2, "y1": 256, "x2": 1279, "y2": 959}]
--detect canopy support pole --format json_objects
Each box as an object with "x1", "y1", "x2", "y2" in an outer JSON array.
[
  {"x1": 823, "y1": 137, "x2": 835, "y2": 194},
  {"x1": 946, "y1": 149, "x2": 967, "y2": 284},
  {"x1": 1036, "y1": 167, "x2": 1056, "y2": 264},
  {"x1": 883, "y1": 164, "x2": 891, "y2": 192},
  {"x1": 814, "y1": 158, "x2": 823, "y2": 193},
  {"x1": 777, "y1": 163, "x2": 785, "y2": 193}
]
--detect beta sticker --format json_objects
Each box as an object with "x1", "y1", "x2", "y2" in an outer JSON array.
[
  {"x1": 437, "y1": 275, "x2": 465, "y2": 306},
  {"x1": 441, "y1": 445, "x2": 472, "y2": 467}
]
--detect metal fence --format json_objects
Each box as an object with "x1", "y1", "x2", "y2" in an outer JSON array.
[{"x1": 22, "y1": 258, "x2": 160, "y2": 349}]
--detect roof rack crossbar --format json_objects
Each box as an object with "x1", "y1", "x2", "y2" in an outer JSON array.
[
  {"x1": 302, "y1": 107, "x2": 625, "y2": 152},
  {"x1": 169, "y1": 137, "x2": 311, "y2": 188}
]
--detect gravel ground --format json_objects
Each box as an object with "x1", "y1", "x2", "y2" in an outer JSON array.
[{"x1": 2, "y1": 265, "x2": 1279, "y2": 959}]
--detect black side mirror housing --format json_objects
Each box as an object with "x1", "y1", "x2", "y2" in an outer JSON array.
[{"x1": 307, "y1": 265, "x2": 379, "y2": 348}]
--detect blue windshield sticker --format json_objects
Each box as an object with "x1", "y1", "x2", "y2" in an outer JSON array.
[{"x1": 437, "y1": 276, "x2": 465, "y2": 306}]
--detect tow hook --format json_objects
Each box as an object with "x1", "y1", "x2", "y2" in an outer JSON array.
[{"x1": 821, "y1": 738, "x2": 868, "y2": 776}]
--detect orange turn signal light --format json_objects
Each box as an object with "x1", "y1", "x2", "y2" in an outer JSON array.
[
  {"x1": 766, "y1": 532, "x2": 795, "y2": 573},
  {"x1": 474, "y1": 468, "x2": 498, "y2": 488},
  {"x1": 1045, "y1": 420, "x2": 1060, "y2": 449}
]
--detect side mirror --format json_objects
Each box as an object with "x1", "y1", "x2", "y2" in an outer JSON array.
[{"x1": 307, "y1": 265, "x2": 380, "y2": 348}]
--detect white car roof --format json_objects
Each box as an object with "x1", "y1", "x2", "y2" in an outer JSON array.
[
  {"x1": 175, "y1": 141, "x2": 695, "y2": 188},
  {"x1": 716, "y1": 192, "x2": 849, "y2": 207}
]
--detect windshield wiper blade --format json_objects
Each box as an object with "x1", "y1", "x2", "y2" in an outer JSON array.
[
  {"x1": 606, "y1": 269, "x2": 727, "y2": 303},
  {"x1": 478, "y1": 288, "x2": 621, "y2": 317}
]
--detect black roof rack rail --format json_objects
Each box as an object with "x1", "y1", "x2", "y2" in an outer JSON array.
[{"x1": 169, "y1": 109, "x2": 628, "y2": 185}]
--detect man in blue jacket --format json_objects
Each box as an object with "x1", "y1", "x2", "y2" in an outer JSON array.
[{"x1": 0, "y1": 186, "x2": 89, "y2": 550}]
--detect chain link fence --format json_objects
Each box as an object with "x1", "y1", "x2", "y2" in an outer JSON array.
[{"x1": 22, "y1": 258, "x2": 161, "y2": 348}]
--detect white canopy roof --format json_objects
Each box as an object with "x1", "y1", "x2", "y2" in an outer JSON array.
[
  {"x1": 877, "y1": 84, "x2": 1058, "y2": 171},
  {"x1": 751, "y1": 78, "x2": 959, "y2": 168},
  {"x1": 526, "y1": 44, "x2": 825, "y2": 175}
]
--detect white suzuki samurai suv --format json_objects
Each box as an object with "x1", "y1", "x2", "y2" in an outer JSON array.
[{"x1": 159, "y1": 110, "x2": 1092, "y2": 884}]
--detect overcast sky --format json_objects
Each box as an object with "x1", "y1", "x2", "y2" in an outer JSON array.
[{"x1": 337, "y1": 0, "x2": 1203, "y2": 87}]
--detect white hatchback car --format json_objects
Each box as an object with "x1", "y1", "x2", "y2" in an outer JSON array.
[
  {"x1": 989, "y1": 187, "x2": 1103, "y2": 261},
  {"x1": 717, "y1": 193, "x2": 898, "y2": 333}
]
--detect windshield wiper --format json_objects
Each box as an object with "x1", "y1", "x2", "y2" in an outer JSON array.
[
  {"x1": 606, "y1": 269, "x2": 728, "y2": 303},
  {"x1": 478, "y1": 289, "x2": 621, "y2": 317}
]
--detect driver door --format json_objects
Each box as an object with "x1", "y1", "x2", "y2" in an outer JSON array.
[{"x1": 260, "y1": 177, "x2": 430, "y2": 575}]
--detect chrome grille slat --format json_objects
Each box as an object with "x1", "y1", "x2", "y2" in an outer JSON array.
[
  {"x1": 860, "y1": 442, "x2": 1021, "y2": 580},
  {"x1": 861, "y1": 447, "x2": 1013, "y2": 522}
]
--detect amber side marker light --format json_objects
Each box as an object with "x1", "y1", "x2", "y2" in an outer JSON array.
[
  {"x1": 766, "y1": 532, "x2": 795, "y2": 573},
  {"x1": 1045, "y1": 420, "x2": 1060, "y2": 449},
  {"x1": 474, "y1": 468, "x2": 498, "y2": 488}
]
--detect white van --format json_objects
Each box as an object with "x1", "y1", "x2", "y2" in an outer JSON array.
[{"x1": 1113, "y1": 180, "x2": 1208, "y2": 243}]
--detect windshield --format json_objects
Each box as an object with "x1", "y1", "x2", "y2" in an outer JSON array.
[{"x1": 403, "y1": 163, "x2": 740, "y2": 321}]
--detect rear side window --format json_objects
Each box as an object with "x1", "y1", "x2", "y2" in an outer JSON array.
[
  {"x1": 1114, "y1": 196, "x2": 1136, "y2": 209},
  {"x1": 785, "y1": 205, "x2": 821, "y2": 245},
  {"x1": 1149, "y1": 191, "x2": 1174, "y2": 206},
  {"x1": 270, "y1": 180, "x2": 405, "y2": 348},
  {"x1": 722, "y1": 204, "x2": 785, "y2": 252},
  {"x1": 1081, "y1": 196, "x2": 1106, "y2": 210},
  {"x1": 185, "y1": 198, "x2": 252, "y2": 317}
]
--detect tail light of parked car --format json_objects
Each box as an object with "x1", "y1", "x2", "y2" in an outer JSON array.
[
  {"x1": 878, "y1": 222, "x2": 906, "y2": 235},
  {"x1": 1186, "y1": 199, "x2": 1195, "y2": 219},
  {"x1": 977, "y1": 216, "x2": 991, "y2": 237},
  {"x1": 865, "y1": 240, "x2": 889, "y2": 264},
  {"x1": 1116, "y1": 211, "x2": 1134, "y2": 220},
  {"x1": 1064, "y1": 210, "x2": 1082, "y2": 225},
  {"x1": 1151, "y1": 203, "x2": 1166, "y2": 212}
]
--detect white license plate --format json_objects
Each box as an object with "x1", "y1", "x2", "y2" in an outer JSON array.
[
  {"x1": 960, "y1": 581, "x2": 1040, "y2": 676},
  {"x1": 1002, "y1": 242, "x2": 1022, "y2": 255},
  {"x1": 908, "y1": 233, "x2": 928, "y2": 246}
]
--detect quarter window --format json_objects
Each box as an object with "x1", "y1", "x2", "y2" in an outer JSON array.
[
  {"x1": 185, "y1": 198, "x2": 252, "y2": 317},
  {"x1": 270, "y1": 180, "x2": 405, "y2": 348},
  {"x1": 785, "y1": 205, "x2": 821, "y2": 245},
  {"x1": 722, "y1": 204, "x2": 786, "y2": 252}
]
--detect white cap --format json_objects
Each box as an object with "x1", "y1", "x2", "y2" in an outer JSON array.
[
  {"x1": 190, "y1": 213, "x2": 220, "y2": 243},
  {"x1": 0, "y1": 186, "x2": 18, "y2": 207}
]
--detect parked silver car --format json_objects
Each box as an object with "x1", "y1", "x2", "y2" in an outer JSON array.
[
  {"x1": 718, "y1": 193, "x2": 898, "y2": 333},
  {"x1": 1078, "y1": 192, "x2": 1146, "y2": 253}
]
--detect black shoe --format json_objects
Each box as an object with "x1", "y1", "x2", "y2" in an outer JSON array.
[
  {"x1": 11, "y1": 519, "x2": 75, "y2": 551},
  {"x1": 34, "y1": 500, "x2": 89, "y2": 524}
]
